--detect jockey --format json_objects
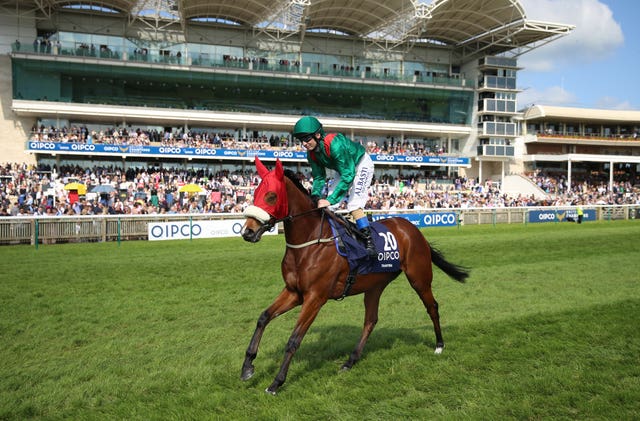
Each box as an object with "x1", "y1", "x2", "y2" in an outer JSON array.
[{"x1": 293, "y1": 116, "x2": 376, "y2": 257}]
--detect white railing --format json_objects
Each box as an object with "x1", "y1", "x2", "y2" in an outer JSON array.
[{"x1": 0, "y1": 205, "x2": 638, "y2": 246}]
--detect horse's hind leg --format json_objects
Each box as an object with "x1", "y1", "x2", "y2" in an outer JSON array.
[
  {"x1": 406, "y1": 268, "x2": 445, "y2": 354},
  {"x1": 241, "y1": 288, "x2": 301, "y2": 381},
  {"x1": 421, "y1": 290, "x2": 444, "y2": 354},
  {"x1": 342, "y1": 287, "x2": 384, "y2": 370}
]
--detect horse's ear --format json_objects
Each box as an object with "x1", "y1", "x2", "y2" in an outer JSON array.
[
  {"x1": 274, "y1": 159, "x2": 284, "y2": 180},
  {"x1": 255, "y1": 156, "x2": 269, "y2": 178}
]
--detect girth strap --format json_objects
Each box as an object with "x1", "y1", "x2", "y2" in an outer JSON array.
[{"x1": 336, "y1": 270, "x2": 356, "y2": 301}]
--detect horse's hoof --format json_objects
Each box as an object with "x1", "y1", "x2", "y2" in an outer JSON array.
[
  {"x1": 265, "y1": 386, "x2": 278, "y2": 395},
  {"x1": 340, "y1": 362, "x2": 353, "y2": 371},
  {"x1": 434, "y1": 346, "x2": 444, "y2": 355},
  {"x1": 240, "y1": 366, "x2": 255, "y2": 381}
]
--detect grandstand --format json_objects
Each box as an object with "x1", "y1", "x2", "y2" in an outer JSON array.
[
  {"x1": 517, "y1": 105, "x2": 640, "y2": 192},
  {"x1": 1, "y1": 0, "x2": 638, "y2": 195}
]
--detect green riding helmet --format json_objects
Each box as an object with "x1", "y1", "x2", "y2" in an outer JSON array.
[{"x1": 293, "y1": 116, "x2": 324, "y2": 141}]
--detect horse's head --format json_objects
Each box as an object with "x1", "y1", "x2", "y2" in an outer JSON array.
[{"x1": 242, "y1": 157, "x2": 289, "y2": 243}]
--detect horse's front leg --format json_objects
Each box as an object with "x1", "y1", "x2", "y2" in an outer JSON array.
[
  {"x1": 241, "y1": 288, "x2": 301, "y2": 381},
  {"x1": 266, "y1": 296, "x2": 326, "y2": 395}
]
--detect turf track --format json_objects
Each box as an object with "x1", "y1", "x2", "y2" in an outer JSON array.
[{"x1": 1, "y1": 220, "x2": 639, "y2": 419}]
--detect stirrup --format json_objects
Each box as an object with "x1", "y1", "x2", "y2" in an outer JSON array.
[{"x1": 364, "y1": 240, "x2": 377, "y2": 257}]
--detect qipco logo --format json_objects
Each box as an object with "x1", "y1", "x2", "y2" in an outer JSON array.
[
  {"x1": 29, "y1": 142, "x2": 56, "y2": 150},
  {"x1": 423, "y1": 213, "x2": 457, "y2": 226},
  {"x1": 150, "y1": 223, "x2": 202, "y2": 239},
  {"x1": 537, "y1": 213, "x2": 556, "y2": 221}
]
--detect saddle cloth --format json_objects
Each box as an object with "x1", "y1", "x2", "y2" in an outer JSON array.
[{"x1": 328, "y1": 218, "x2": 401, "y2": 275}]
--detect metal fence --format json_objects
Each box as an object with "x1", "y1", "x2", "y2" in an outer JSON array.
[{"x1": 1, "y1": 206, "x2": 638, "y2": 246}]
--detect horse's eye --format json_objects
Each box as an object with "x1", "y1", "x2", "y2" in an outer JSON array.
[{"x1": 265, "y1": 191, "x2": 277, "y2": 206}]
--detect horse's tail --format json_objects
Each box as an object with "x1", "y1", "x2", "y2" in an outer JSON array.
[{"x1": 430, "y1": 246, "x2": 469, "y2": 283}]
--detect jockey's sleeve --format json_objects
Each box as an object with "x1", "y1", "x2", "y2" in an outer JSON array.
[
  {"x1": 309, "y1": 159, "x2": 326, "y2": 198},
  {"x1": 326, "y1": 141, "x2": 356, "y2": 204}
]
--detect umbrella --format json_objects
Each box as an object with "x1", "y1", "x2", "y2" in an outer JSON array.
[
  {"x1": 64, "y1": 182, "x2": 87, "y2": 195},
  {"x1": 91, "y1": 184, "x2": 116, "y2": 194},
  {"x1": 178, "y1": 183, "x2": 203, "y2": 193}
]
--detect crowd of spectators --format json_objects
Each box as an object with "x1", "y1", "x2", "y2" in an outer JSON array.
[
  {"x1": 525, "y1": 169, "x2": 639, "y2": 205},
  {"x1": 11, "y1": 125, "x2": 640, "y2": 216},
  {"x1": 29, "y1": 124, "x2": 449, "y2": 156},
  {"x1": 2, "y1": 161, "x2": 639, "y2": 218}
]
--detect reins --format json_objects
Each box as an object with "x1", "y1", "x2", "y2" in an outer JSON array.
[{"x1": 266, "y1": 208, "x2": 338, "y2": 249}]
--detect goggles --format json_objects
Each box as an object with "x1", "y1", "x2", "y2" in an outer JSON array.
[{"x1": 296, "y1": 133, "x2": 315, "y2": 143}]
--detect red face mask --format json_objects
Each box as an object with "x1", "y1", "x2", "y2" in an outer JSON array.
[{"x1": 252, "y1": 157, "x2": 288, "y2": 219}]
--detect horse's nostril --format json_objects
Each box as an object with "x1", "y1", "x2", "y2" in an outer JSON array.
[{"x1": 242, "y1": 229, "x2": 255, "y2": 242}]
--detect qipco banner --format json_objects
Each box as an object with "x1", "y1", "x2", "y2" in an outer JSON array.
[
  {"x1": 528, "y1": 209, "x2": 596, "y2": 223},
  {"x1": 148, "y1": 219, "x2": 278, "y2": 241},
  {"x1": 371, "y1": 212, "x2": 458, "y2": 227}
]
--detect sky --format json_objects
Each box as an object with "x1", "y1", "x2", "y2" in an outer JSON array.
[{"x1": 516, "y1": 0, "x2": 638, "y2": 111}]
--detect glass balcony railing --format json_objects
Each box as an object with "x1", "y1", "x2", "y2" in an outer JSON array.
[
  {"x1": 11, "y1": 42, "x2": 466, "y2": 88},
  {"x1": 477, "y1": 145, "x2": 515, "y2": 157}
]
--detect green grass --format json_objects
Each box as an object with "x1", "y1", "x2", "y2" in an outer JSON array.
[{"x1": 1, "y1": 221, "x2": 639, "y2": 420}]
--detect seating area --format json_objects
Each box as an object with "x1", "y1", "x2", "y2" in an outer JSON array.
[{"x1": 1, "y1": 160, "x2": 638, "y2": 218}]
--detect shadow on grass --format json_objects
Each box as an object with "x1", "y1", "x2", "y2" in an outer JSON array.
[{"x1": 250, "y1": 297, "x2": 640, "y2": 393}]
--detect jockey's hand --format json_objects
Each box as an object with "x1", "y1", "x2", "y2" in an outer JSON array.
[{"x1": 317, "y1": 199, "x2": 331, "y2": 208}]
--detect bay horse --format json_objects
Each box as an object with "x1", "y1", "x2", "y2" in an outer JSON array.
[{"x1": 240, "y1": 157, "x2": 469, "y2": 394}]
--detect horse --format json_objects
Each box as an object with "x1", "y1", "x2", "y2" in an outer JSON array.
[{"x1": 240, "y1": 157, "x2": 469, "y2": 395}]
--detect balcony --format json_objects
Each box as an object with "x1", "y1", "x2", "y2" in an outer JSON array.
[{"x1": 477, "y1": 144, "x2": 515, "y2": 157}]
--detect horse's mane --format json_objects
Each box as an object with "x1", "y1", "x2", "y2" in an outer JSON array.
[
  {"x1": 284, "y1": 169, "x2": 343, "y2": 223},
  {"x1": 284, "y1": 169, "x2": 311, "y2": 197}
]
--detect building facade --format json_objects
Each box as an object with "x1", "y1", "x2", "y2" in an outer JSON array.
[{"x1": 10, "y1": 0, "x2": 631, "y2": 188}]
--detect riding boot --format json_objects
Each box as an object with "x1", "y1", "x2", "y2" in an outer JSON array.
[{"x1": 359, "y1": 226, "x2": 377, "y2": 258}]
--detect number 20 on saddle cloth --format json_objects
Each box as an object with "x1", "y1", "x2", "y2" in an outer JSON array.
[{"x1": 328, "y1": 218, "x2": 401, "y2": 275}]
